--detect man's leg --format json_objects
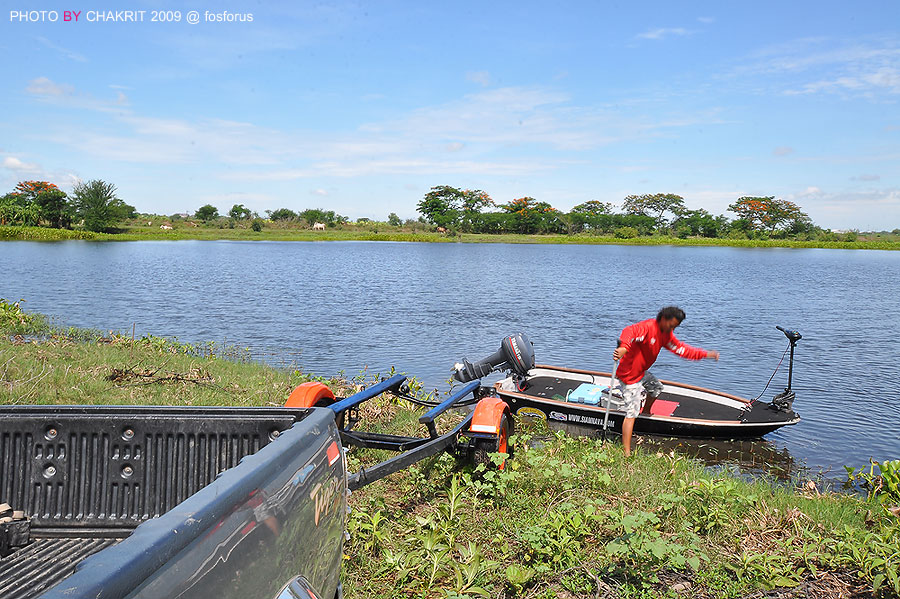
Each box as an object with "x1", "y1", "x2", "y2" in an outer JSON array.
[
  {"x1": 622, "y1": 416, "x2": 635, "y2": 457},
  {"x1": 621, "y1": 382, "x2": 642, "y2": 457}
]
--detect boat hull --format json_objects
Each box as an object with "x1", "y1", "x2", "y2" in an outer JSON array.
[{"x1": 495, "y1": 365, "x2": 800, "y2": 439}]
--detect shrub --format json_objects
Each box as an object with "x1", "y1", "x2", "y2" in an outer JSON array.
[
  {"x1": 251, "y1": 218, "x2": 264, "y2": 232},
  {"x1": 614, "y1": 226, "x2": 638, "y2": 239}
]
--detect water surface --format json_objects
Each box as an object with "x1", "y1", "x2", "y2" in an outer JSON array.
[{"x1": 3, "y1": 240, "x2": 898, "y2": 477}]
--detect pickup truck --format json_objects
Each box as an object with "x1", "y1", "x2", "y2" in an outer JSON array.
[{"x1": 0, "y1": 374, "x2": 510, "y2": 599}]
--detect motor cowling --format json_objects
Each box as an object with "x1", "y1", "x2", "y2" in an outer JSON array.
[{"x1": 453, "y1": 333, "x2": 535, "y2": 382}]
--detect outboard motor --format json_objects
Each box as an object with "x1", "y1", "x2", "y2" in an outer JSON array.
[
  {"x1": 771, "y1": 326, "x2": 801, "y2": 413},
  {"x1": 453, "y1": 333, "x2": 535, "y2": 383}
]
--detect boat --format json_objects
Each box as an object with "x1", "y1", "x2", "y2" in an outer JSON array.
[{"x1": 453, "y1": 329, "x2": 802, "y2": 439}]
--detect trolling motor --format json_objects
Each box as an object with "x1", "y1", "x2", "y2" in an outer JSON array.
[
  {"x1": 453, "y1": 333, "x2": 535, "y2": 383},
  {"x1": 770, "y1": 325, "x2": 802, "y2": 412}
]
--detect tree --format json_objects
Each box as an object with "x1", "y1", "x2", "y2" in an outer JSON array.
[
  {"x1": 195, "y1": 204, "x2": 219, "y2": 221},
  {"x1": 500, "y1": 197, "x2": 562, "y2": 234},
  {"x1": 622, "y1": 193, "x2": 686, "y2": 231},
  {"x1": 299, "y1": 208, "x2": 336, "y2": 226},
  {"x1": 672, "y1": 209, "x2": 724, "y2": 238},
  {"x1": 727, "y1": 196, "x2": 809, "y2": 233},
  {"x1": 70, "y1": 180, "x2": 135, "y2": 232},
  {"x1": 387, "y1": 212, "x2": 402, "y2": 226},
  {"x1": 9, "y1": 181, "x2": 70, "y2": 228},
  {"x1": 459, "y1": 189, "x2": 493, "y2": 232},
  {"x1": 569, "y1": 200, "x2": 614, "y2": 233},
  {"x1": 417, "y1": 185, "x2": 464, "y2": 229},
  {"x1": 267, "y1": 208, "x2": 297, "y2": 221},
  {"x1": 228, "y1": 204, "x2": 252, "y2": 220}
]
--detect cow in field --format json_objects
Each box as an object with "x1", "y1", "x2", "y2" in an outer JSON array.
[{"x1": 313, "y1": 222, "x2": 326, "y2": 230}]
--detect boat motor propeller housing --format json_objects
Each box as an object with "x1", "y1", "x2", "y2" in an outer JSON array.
[
  {"x1": 771, "y1": 326, "x2": 802, "y2": 413},
  {"x1": 453, "y1": 333, "x2": 535, "y2": 383}
]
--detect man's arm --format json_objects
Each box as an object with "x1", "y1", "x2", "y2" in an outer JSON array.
[{"x1": 665, "y1": 334, "x2": 719, "y2": 360}]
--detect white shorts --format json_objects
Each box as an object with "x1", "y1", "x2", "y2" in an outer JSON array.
[
  {"x1": 619, "y1": 373, "x2": 665, "y2": 418},
  {"x1": 622, "y1": 382, "x2": 645, "y2": 419}
]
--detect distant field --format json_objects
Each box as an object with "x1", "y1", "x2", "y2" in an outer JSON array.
[{"x1": 2, "y1": 224, "x2": 899, "y2": 250}]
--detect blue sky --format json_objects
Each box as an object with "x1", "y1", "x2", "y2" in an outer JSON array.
[{"x1": 2, "y1": 1, "x2": 899, "y2": 230}]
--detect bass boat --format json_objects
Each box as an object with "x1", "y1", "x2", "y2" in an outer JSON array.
[{"x1": 453, "y1": 328, "x2": 802, "y2": 439}]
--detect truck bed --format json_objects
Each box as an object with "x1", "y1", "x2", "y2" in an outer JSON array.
[{"x1": 0, "y1": 405, "x2": 328, "y2": 599}]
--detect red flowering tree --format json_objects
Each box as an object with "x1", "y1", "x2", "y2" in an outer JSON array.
[
  {"x1": 10, "y1": 181, "x2": 69, "y2": 228},
  {"x1": 728, "y1": 196, "x2": 808, "y2": 233},
  {"x1": 501, "y1": 197, "x2": 562, "y2": 234}
]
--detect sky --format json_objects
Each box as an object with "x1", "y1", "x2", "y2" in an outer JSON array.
[{"x1": 2, "y1": 1, "x2": 899, "y2": 230}]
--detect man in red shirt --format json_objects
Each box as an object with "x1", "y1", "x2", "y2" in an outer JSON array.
[{"x1": 611, "y1": 306, "x2": 719, "y2": 456}]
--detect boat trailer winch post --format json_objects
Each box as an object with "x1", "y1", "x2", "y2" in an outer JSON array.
[{"x1": 328, "y1": 377, "x2": 487, "y2": 491}]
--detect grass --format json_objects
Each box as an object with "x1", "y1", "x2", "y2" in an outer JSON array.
[
  {"x1": 3, "y1": 224, "x2": 900, "y2": 250},
  {"x1": 2, "y1": 301, "x2": 898, "y2": 598}
]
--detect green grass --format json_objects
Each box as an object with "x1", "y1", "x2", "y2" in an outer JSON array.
[
  {"x1": 2, "y1": 309, "x2": 898, "y2": 598},
  {"x1": 3, "y1": 224, "x2": 900, "y2": 249}
]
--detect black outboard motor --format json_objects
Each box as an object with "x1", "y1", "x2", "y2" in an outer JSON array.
[
  {"x1": 453, "y1": 333, "x2": 535, "y2": 383},
  {"x1": 771, "y1": 326, "x2": 801, "y2": 412}
]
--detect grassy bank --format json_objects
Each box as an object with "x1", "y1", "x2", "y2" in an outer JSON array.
[
  {"x1": 3, "y1": 224, "x2": 900, "y2": 250},
  {"x1": 2, "y1": 301, "x2": 898, "y2": 598}
]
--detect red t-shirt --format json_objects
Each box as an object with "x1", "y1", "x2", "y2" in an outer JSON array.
[{"x1": 616, "y1": 318, "x2": 707, "y2": 384}]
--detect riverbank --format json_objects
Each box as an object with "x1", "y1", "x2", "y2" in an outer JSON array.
[
  {"x1": 2, "y1": 302, "x2": 897, "y2": 597},
  {"x1": 3, "y1": 224, "x2": 900, "y2": 250}
]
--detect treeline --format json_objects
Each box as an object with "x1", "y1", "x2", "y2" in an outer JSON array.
[
  {"x1": 0, "y1": 180, "x2": 134, "y2": 232},
  {"x1": 415, "y1": 186, "x2": 837, "y2": 240}
]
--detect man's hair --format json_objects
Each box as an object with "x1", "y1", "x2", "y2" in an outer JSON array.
[{"x1": 657, "y1": 306, "x2": 686, "y2": 322}]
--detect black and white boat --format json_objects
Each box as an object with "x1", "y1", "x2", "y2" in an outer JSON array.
[{"x1": 453, "y1": 329, "x2": 802, "y2": 439}]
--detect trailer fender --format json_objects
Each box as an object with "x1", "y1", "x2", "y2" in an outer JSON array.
[
  {"x1": 469, "y1": 397, "x2": 511, "y2": 437},
  {"x1": 285, "y1": 382, "x2": 335, "y2": 408}
]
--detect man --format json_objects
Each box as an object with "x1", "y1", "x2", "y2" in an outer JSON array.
[{"x1": 611, "y1": 306, "x2": 719, "y2": 457}]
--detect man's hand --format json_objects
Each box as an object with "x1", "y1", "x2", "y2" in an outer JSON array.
[
  {"x1": 613, "y1": 347, "x2": 627, "y2": 361},
  {"x1": 706, "y1": 350, "x2": 720, "y2": 361}
]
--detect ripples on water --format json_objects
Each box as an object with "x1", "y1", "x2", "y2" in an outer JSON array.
[{"x1": 3, "y1": 240, "x2": 899, "y2": 477}]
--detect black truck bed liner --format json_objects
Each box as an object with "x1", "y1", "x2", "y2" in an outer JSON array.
[{"x1": 0, "y1": 405, "x2": 312, "y2": 599}]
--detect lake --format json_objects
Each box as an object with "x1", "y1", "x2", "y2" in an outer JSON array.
[{"x1": 3, "y1": 240, "x2": 899, "y2": 479}]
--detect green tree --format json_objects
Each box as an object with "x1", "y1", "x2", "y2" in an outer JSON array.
[
  {"x1": 569, "y1": 200, "x2": 614, "y2": 233},
  {"x1": 387, "y1": 212, "x2": 402, "y2": 226},
  {"x1": 417, "y1": 185, "x2": 464, "y2": 229},
  {"x1": 500, "y1": 197, "x2": 562, "y2": 234},
  {"x1": 459, "y1": 189, "x2": 493, "y2": 232},
  {"x1": 229, "y1": 204, "x2": 252, "y2": 220},
  {"x1": 195, "y1": 204, "x2": 219, "y2": 221},
  {"x1": 70, "y1": 180, "x2": 135, "y2": 232},
  {"x1": 672, "y1": 209, "x2": 725, "y2": 238},
  {"x1": 299, "y1": 208, "x2": 337, "y2": 226},
  {"x1": 251, "y1": 218, "x2": 264, "y2": 232},
  {"x1": 267, "y1": 208, "x2": 297, "y2": 221},
  {"x1": 622, "y1": 193, "x2": 686, "y2": 231}
]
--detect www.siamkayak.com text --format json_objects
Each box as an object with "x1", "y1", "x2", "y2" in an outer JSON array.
[{"x1": 9, "y1": 10, "x2": 254, "y2": 23}]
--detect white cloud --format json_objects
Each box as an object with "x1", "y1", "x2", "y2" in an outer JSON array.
[
  {"x1": 311, "y1": 188, "x2": 329, "y2": 196},
  {"x1": 466, "y1": 71, "x2": 492, "y2": 87},
  {"x1": 2, "y1": 156, "x2": 41, "y2": 173},
  {"x1": 636, "y1": 27, "x2": 691, "y2": 41},
  {"x1": 36, "y1": 36, "x2": 87, "y2": 62},
  {"x1": 773, "y1": 146, "x2": 794, "y2": 156},
  {"x1": 742, "y1": 37, "x2": 900, "y2": 98},
  {"x1": 26, "y1": 77, "x2": 73, "y2": 97},
  {"x1": 853, "y1": 174, "x2": 880, "y2": 181}
]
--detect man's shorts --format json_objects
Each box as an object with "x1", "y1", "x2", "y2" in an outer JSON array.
[{"x1": 620, "y1": 372, "x2": 664, "y2": 419}]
